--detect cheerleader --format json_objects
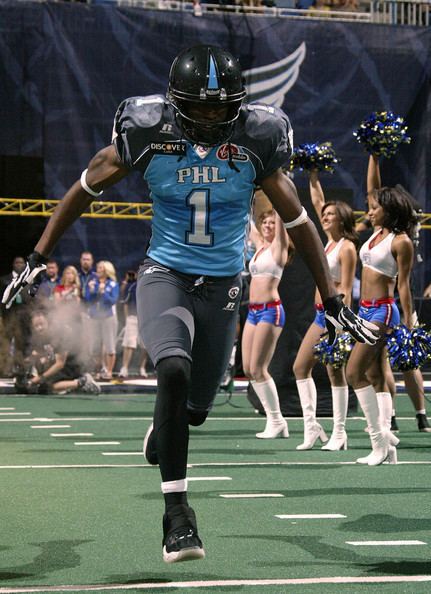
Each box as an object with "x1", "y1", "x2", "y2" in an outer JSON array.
[
  {"x1": 346, "y1": 155, "x2": 417, "y2": 465},
  {"x1": 242, "y1": 208, "x2": 292, "y2": 438},
  {"x1": 293, "y1": 170, "x2": 358, "y2": 450}
]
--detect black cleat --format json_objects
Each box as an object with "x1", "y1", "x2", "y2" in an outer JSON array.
[
  {"x1": 162, "y1": 504, "x2": 205, "y2": 563},
  {"x1": 143, "y1": 423, "x2": 158, "y2": 465},
  {"x1": 390, "y1": 415, "x2": 399, "y2": 433},
  {"x1": 417, "y1": 413, "x2": 431, "y2": 433}
]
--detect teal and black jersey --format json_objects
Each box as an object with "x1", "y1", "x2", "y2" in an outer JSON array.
[{"x1": 113, "y1": 94, "x2": 293, "y2": 276}]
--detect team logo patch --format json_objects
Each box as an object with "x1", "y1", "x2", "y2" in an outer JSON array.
[
  {"x1": 150, "y1": 142, "x2": 186, "y2": 155},
  {"x1": 160, "y1": 123, "x2": 173, "y2": 134},
  {"x1": 223, "y1": 302, "x2": 237, "y2": 312},
  {"x1": 216, "y1": 144, "x2": 248, "y2": 162},
  {"x1": 228, "y1": 286, "x2": 240, "y2": 299}
]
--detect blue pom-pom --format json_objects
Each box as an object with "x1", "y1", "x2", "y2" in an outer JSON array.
[
  {"x1": 386, "y1": 325, "x2": 431, "y2": 371},
  {"x1": 354, "y1": 111, "x2": 411, "y2": 158},
  {"x1": 314, "y1": 333, "x2": 354, "y2": 369},
  {"x1": 289, "y1": 142, "x2": 339, "y2": 173}
]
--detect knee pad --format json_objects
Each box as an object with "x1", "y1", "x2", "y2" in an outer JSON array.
[
  {"x1": 187, "y1": 409, "x2": 208, "y2": 427},
  {"x1": 156, "y1": 356, "x2": 191, "y2": 389}
]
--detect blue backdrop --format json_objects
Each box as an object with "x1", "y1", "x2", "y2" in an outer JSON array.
[{"x1": 1, "y1": 2, "x2": 430, "y2": 281}]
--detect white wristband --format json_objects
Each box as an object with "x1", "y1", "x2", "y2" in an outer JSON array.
[
  {"x1": 283, "y1": 207, "x2": 308, "y2": 229},
  {"x1": 80, "y1": 169, "x2": 103, "y2": 197}
]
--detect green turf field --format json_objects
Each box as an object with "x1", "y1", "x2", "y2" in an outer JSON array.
[{"x1": 0, "y1": 390, "x2": 430, "y2": 593}]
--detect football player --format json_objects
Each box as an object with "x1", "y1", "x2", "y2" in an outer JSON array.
[{"x1": 2, "y1": 44, "x2": 378, "y2": 563}]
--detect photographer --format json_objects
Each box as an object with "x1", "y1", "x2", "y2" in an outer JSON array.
[
  {"x1": 17, "y1": 310, "x2": 100, "y2": 395},
  {"x1": 118, "y1": 270, "x2": 149, "y2": 378}
]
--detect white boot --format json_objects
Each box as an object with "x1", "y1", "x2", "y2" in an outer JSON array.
[
  {"x1": 322, "y1": 385, "x2": 348, "y2": 451},
  {"x1": 252, "y1": 378, "x2": 289, "y2": 439},
  {"x1": 296, "y1": 378, "x2": 328, "y2": 450},
  {"x1": 376, "y1": 391, "x2": 400, "y2": 446},
  {"x1": 355, "y1": 385, "x2": 397, "y2": 465},
  {"x1": 377, "y1": 391, "x2": 393, "y2": 432}
]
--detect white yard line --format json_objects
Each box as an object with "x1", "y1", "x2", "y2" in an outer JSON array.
[
  {"x1": 0, "y1": 575, "x2": 431, "y2": 592},
  {"x1": 0, "y1": 459, "x2": 430, "y2": 470},
  {"x1": 220, "y1": 493, "x2": 284, "y2": 498},
  {"x1": 188, "y1": 477, "x2": 232, "y2": 481},
  {"x1": 31, "y1": 425, "x2": 71, "y2": 429},
  {"x1": 276, "y1": 514, "x2": 346, "y2": 519},
  {"x1": 74, "y1": 442, "x2": 120, "y2": 446},
  {"x1": 51, "y1": 433, "x2": 94, "y2": 437},
  {"x1": 101, "y1": 452, "x2": 143, "y2": 456},
  {"x1": 346, "y1": 540, "x2": 427, "y2": 546}
]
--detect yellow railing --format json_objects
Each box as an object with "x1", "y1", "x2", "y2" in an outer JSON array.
[
  {"x1": 0, "y1": 198, "x2": 153, "y2": 220},
  {"x1": 0, "y1": 198, "x2": 430, "y2": 228}
]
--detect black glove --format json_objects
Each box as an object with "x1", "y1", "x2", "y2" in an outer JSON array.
[
  {"x1": 1, "y1": 252, "x2": 48, "y2": 309},
  {"x1": 324, "y1": 294, "x2": 380, "y2": 346}
]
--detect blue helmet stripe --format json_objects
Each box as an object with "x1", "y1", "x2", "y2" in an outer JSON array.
[{"x1": 207, "y1": 54, "x2": 219, "y2": 90}]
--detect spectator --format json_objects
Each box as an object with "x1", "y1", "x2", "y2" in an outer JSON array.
[
  {"x1": 78, "y1": 251, "x2": 98, "y2": 370},
  {"x1": 338, "y1": 0, "x2": 358, "y2": 11},
  {"x1": 36, "y1": 258, "x2": 60, "y2": 305},
  {"x1": 18, "y1": 309, "x2": 100, "y2": 395},
  {"x1": 85, "y1": 260, "x2": 119, "y2": 380},
  {"x1": 241, "y1": 0, "x2": 263, "y2": 10},
  {"x1": 296, "y1": 0, "x2": 314, "y2": 8},
  {"x1": 193, "y1": 0, "x2": 203, "y2": 16},
  {"x1": 78, "y1": 251, "x2": 98, "y2": 300},
  {"x1": 54, "y1": 265, "x2": 82, "y2": 325},
  {"x1": 0, "y1": 256, "x2": 33, "y2": 377},
  {"x1": 54, "y1": 265, "x2": 81, "y2": 299},
  {"x1": 307, "y1": 0, "x2": 331, "y2": 16},
  {"x1": 119, "y1": 270, "x2": 149, "y2": 378}
]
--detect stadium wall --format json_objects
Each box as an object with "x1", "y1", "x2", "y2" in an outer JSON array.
[{"x1": 1, "y1": 2, "x2": 430, "y2": 404}]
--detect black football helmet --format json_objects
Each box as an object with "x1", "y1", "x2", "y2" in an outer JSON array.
[{"x1": 168, "y1": 45, "x2": 246, "y2": 146}]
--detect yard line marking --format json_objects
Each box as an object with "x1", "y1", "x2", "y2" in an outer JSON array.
[
  {"x1": 0, "y1": 460, "x2": 431, "y2": 470},
  {"x1": 74, "y1": 441, "x2": 120, "y2": 446},
  {"x1": 1, "y1": 412, "x2": 429, "y2": 423},
  {"x1": 0, "y1": 464, "x2": 154, "y2": 469},
  {"x1": 31, "y1": 425, "x2": 71, "y2": 429},
  {"x1": 0, "y1": 416, "x2": 273, "y2": 423},
  {"x1": 277, "y1": 514, "x2": 346, "y2": 519},
  {"x1": 0, "y1": 419, "x2": 41, "y2": 423},
  {"x1": 102, "y1": 452, "x2": 143, "y2": 456},
  {"x1": 188, "y1": 477, "x2": 232, "y2": 482},
  {"x1": 51, "y1": 433, "x2": 94, "y2": 437},
  {"x1": 346, "y1": 540, "x2": 427, "y2": 546},
  {"x1": 0, "y1": 412, "x2": 31, "y2": 416},
  {"x1": 188, "y1": 461, "x2": 431, "y2": 467},
  {"x1": 0, "y1": 407, "x2": 15, "y2": 410},
  {"x1": 53, "y1": 416, "x2": 152, "y2": 421},
  {"x1": 0, "y1": 574, "x2": 431, "y2": 591},
  {"x1": 221, "y1": 493, "x2": 284, "y2": 498}
]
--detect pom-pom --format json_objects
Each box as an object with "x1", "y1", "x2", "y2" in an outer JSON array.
[
  {"x1": 289, "y1": 142, "x2": 339, "y2": 173},
  {"x1": 386, "y1": 325, "x2": 431, "y2": 371},
  {"x1": 353, "y1": 111, "x2": 411, "y2": 158},
  {"x1": 313, "y1": 332, "x2": 354, "y2": 369}
]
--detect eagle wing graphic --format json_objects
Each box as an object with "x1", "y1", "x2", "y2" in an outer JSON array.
[{"x1": 243, "y1": 42, "x2": 306, "y2": 107}]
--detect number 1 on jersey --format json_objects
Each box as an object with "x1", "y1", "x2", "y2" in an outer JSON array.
[{"x1": 186, "y1": 190, "x2": 214, "y2": 246}]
